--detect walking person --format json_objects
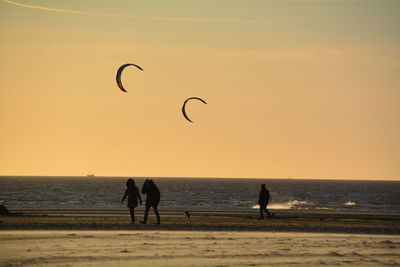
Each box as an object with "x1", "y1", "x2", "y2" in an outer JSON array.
[
  {"x1": 140, "y1": 179, "x2": 161, "y2": 224},
  {"x1": 121, "y1": 178, "x2": 142, "y2": 223},
  {"x1": 259, "y1": 184, "x2": 272, "y2": 219}
]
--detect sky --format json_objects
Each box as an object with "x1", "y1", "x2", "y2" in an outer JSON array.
[{"x1": 0, "y1": 0, "x2": 399, "y2": 180}]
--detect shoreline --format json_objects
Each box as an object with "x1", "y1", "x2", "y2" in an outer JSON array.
[
  {"x1": 1, "y1": 209, "x2": 399, "y2": 235},
  {"x1": 10, "y1": 207, "x2": 400, "y2": 214}
]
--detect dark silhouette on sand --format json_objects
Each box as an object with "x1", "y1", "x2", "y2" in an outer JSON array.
[
  {"x1": 184, "y1": 211, "x2": 191, "y2": 219},
  {"x1": 140, "y1": 179, "x2": 161, "y2": 224},
  {"x1": 259, "y1": 184, "x2": 272, "y2": 219},
  {"x1": 121, "y1": 178, "x2": 142, "y2": 223}
]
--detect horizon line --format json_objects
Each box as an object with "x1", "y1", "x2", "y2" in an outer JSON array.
[{"x1": 0, "y1": 175, "x2": 398, "y2": 181}]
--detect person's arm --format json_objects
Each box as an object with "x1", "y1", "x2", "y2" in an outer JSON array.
[
  {"x1": 156, "y1": 188, "x2": 160, "y2": 203},
  {"x1": 141, "y1": 182, "x2": 146, "y2": 194},
  {"x1": 121, "y1": 190, "x2": 128, "y2": 204},
  {"x1": 137, "y1": 188, "x2": 142, "y2": 205}
]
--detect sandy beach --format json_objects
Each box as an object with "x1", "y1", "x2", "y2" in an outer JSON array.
[
  {"x1": 1, "y1": 230, "x2": 400, "y2": 267},
  {"x1": 1, "y1": 210, "x2": 399, "y2": 266},
  {"x1": 0, "y1": 230, "x2": 399, "y2": 267}
]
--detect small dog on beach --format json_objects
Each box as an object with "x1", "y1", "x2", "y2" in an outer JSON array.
[{"x1": 184, "y1": 211, "x2": 191, "y2": 219}]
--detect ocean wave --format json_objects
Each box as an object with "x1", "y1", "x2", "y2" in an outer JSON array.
[
  {"x1": 291, "y1": 200, "x2": 309, "y2": 205},
  {"x1": 252, "y1": 199, "x2": 314, "y2": 210},
  {"x1": 252, "y1": 203, "x2": 291, "y2": 210},
  {"x1": 2, "y1": 177, "x2": 399, "y2": 212}
]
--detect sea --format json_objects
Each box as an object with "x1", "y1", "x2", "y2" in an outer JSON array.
[{"x1": 0, "y1": 176, "x2": 399, "y2": 213}]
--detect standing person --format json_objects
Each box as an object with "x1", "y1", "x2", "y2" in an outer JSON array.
[
  {"x1": 140, "y1": 179, "x2": 161, "y2": 224},
  {"x1": 259, "y1": 184, "x2": 272, "y2": 219},
  {"x1": 121, "y1": 178, "x2": 142, "y2": 224}
]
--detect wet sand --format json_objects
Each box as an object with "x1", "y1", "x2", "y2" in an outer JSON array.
[
  {"x1": 1, "y1": 210, "x2": 399, "y2": 266},
  {"x1": 1, "y1": 209, "x2": 399, "y2": 234}
]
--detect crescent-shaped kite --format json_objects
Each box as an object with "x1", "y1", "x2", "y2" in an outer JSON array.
[
  {"x1": 182, "y1": 97, "x2": 207, "y2": 123},
  {"x1": 116, "y1": 63, "x2": 143, "y2": 92}
]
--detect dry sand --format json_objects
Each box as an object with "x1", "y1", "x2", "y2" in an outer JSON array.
[
  {"x1": 1, "y1": 211, "x2": 399, "y2": 266},
  {"x1": 1, "y1": 230, "x2": 399, "y2": 266}
]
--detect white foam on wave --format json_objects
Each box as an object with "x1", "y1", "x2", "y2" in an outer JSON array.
[
  {"x1": 252, "y1": 199, "x2": 313, "y2": 210},
  {"x1": 252, "y1": 203, "x2": 293, "y2": 210},
  {"x1": 345, "y1": 201, "x2": 357, "y2": 206},
  {"x1": 291, "y1": 200, "x2": 308, "y2": 205}
]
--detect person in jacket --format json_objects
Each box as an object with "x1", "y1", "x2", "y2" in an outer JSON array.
[
  {"x1": 140, "y1": 179, "x2": 161, "y2": 224},
  {"x1": 259, "y1": 184, "x2": 272, "y2": 219},
  {"x1": 121, "y1": 178, "x2": 142, "y2": 223}
]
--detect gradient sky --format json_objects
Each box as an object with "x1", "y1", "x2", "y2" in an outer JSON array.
[{"x1": 0, "y1": 0, "x2": 399, "y2": 179}]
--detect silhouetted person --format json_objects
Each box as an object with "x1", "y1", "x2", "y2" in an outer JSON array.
[
  {"x1": 121, "y1": 178, "x2": 142, "y2": 223},
  {"x1": 140, "y1": 179, "x2": 160, "y2": 224},
  {"x1": 259, "y1": 184, "x2": 272, "y2": 219}
]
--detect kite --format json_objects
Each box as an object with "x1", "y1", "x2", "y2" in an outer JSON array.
[
  {"x1": 182, "y1": 97, "x2": 207, "y2": 123},
  {"x1": 116, "y1": 63, "x2": 143, "y2": 92}
]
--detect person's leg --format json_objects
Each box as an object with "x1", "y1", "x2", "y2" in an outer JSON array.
[
  {"x1": 153, "y1": 205, "x2": 160, "y2": 224},
  {"x1": 129, "y1": 207, "x2": 135, "y2": 223},
  {"x1": 259, "y1": 205, "x2": 264, "y2": 219},
  {"x1": 264, "y1": 203, "x2": 272, "y2": 218},
  {"x1": 141, "y1": 205, "x2": 150, "y2": 224}
]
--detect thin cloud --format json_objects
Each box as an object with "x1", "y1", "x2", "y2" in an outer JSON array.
[
  {"x1": 0, "y1": 0, "x2": 215, "y2": 22},
  {"x1": 0, "y1": 0, "x2": 382, "y2": 23},
  {"x1": 2, "y1": 0, "x2": 390, "y2": 23},
  {"x1": 0, "y1": 0, "x2": 275, "y2": 23}
]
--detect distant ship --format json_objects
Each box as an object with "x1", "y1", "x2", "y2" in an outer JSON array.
[{"x1": 86, "y1": 172, "x2": 95, "y2": 177}]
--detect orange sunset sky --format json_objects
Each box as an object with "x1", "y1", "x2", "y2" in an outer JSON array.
[{"x1": 0, "y1": 0, "x2": 399, "y2": 179}]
